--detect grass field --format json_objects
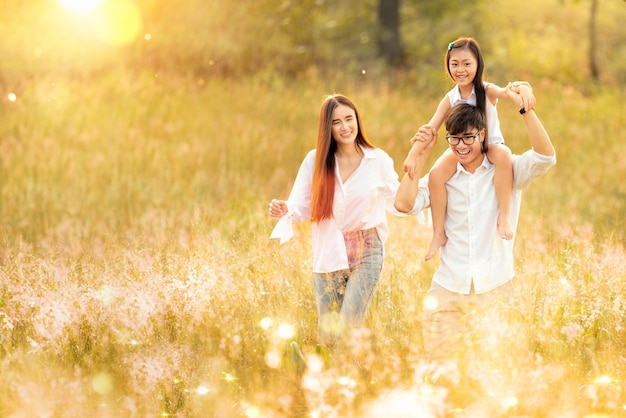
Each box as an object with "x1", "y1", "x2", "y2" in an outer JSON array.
[{"x1": 1, "y1": 67, "x2": 626, "y2": 417}]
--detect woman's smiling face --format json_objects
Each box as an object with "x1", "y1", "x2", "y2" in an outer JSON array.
[{"x1": 331, "y1": 104, "x2": 358, "y2": 146}]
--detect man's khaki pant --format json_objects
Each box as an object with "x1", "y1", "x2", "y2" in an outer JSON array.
[{"x1": 422, "y1": 281, "x2": 514, "y2": 360}]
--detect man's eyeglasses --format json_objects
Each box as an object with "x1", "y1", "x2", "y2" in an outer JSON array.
[{"x1": 445, "y1": 131, "x2": 480, "y2": 146}]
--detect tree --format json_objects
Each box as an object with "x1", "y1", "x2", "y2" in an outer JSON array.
[
  {"x1": 377, "y1": 0, "x2": 406, "y2": 67},
  {"x1": 589, "y1": 0, "x2": 599, "y2": 81}
]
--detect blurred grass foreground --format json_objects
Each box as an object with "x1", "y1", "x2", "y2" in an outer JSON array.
[{"x1": 1, "y1": 0, "x2": 626, "y2": 416}]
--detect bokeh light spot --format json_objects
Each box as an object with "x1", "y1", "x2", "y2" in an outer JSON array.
[
  {"x1": 424, "y1": 295, "x2": 438, "y2": 311},
  {"x1": 92, "y1": 372, "x2": 114, "y2": 395},
  {"x1": 264, "y1": 349, "x2": 281, "y2": 369},
  {"x1": 259, "y1": 317, "x2": 273, "y2": 330},
  {"x1": 277, "y1": 323, "x2": 294, "y2": 339},
  {"x1": 195, "y1": 385, "x2": 210, "y2": 395},
  {"x1": 8, "y1": 93, "x2": 17, "y2": 102}
]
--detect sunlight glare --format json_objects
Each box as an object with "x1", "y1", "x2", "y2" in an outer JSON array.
[
  {"x1": 95, "y1": 0, "x2": 142, "y2": 45},
  {"x1": 59, "y1": 0, "x2": 104, "y2": 13},
  {"x1": 8, "y1": 93, "x2": 16, "y2": 102}
]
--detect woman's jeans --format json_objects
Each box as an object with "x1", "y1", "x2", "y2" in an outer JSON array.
[{"x1": 313, "y1": 228, "x2": 383, "y2": 346}]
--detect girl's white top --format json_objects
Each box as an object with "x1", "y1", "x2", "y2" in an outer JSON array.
[
  {"x1": 447, "y1": 83, "x2": 505, "y2": 145},
  {"x1": 270, "y1": 146, "x2": 411, "y2": 273}
]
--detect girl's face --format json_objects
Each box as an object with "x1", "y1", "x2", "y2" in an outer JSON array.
[
  {"x1": 448, "y1": 48, "x2": 478, "y2": 88},
  {"x1": 331, "y1": 104, "x2": 358, "y2": 147}
]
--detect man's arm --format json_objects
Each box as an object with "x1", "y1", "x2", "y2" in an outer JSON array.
[
  {"x1": 506, "y1": 84, "x2": 554, "y2": 157},
  {"x1": 521, "y1": 109, "x2": 555, "y2": 157},
  {"x1": 395, "y1": 125, "x2": 437, "y2": 213}
]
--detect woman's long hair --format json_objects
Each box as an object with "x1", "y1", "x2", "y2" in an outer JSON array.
[
  {"x1": 310, "y1": 94, "x2": 374, "y2": 222},
  {"x1": 446, "y1": 37, "x2": 488, "y2": 150}
]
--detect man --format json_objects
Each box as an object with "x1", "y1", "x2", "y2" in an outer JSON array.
[{"x1": 395, "y1": 93, "x2": 556, "y2": 359}]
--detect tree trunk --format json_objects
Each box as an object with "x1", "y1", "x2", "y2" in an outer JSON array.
[
  {"x1": 377, "y1": 0, "x2": 405, "y2": 67},
  {"x1": 589, "y1": 0, "x2": 599, "y2": 82}
]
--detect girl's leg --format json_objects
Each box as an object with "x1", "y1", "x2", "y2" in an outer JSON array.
[
  {"x1": 487, "y1": 144, "x2": 514, "y2": 240},
  {"x1": 426, "y1": 151, "x2": 457, "y2": 261}
]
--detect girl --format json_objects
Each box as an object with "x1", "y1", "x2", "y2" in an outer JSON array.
[
  {"x1": 269, "y1": 94, "x2": 400, "y2": 346},
  {"x1": 403, "y1": 37, "x2": 535, "y2": 261}
]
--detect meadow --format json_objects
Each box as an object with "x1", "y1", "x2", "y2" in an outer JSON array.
[
  {"x1": 1, "y1": 65, "x2": 625, "y2": 417},
  {"x1": 1, "y1": 1, "x2": 626, "y2": 414}
]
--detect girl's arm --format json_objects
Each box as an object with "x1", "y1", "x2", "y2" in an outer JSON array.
[
  {"x1": 486, "y1": 82, "x2": 536, "y2": 112},
  {"x1": 403, "y1": 96, "x2": 450, "y2": 179},
  {"x1": 427, "y1": 96, "x2": 452, "y2": 131}
]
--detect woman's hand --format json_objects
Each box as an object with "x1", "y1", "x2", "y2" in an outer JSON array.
[{"x1": 269, "y1": 199, "x2": 288, "y2": 218}]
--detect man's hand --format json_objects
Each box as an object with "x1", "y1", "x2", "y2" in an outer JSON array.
[{"x1": 508, "y1": 82, "x2": 536, "y2": 112}]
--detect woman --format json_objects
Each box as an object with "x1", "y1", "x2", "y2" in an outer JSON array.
[{"x1": 269, "y1": 94, "x2": 400, "y2": 346}]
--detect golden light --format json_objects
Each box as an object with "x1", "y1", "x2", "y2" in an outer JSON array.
[
  {"x1": 8, "y1": 93, "x2": 17, "y2": 102},
  {"x1": 59, "y1": 0, "x2": 104, "y2": 13},
  {"x1": 95, "y1": 0, "x2": 142, "y2": 45}
]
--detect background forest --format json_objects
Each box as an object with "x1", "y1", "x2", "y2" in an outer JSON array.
[{"x1": 1, "y1": 0, "x2": 626, "y2": 417}]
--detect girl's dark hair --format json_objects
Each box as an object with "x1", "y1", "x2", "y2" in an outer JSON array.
[
  {"x1": 311, "y1": 94, "x2": 375, "y2": 221},
  {"x1": 446, "y1": 37, "x2": 487, "y2": 134},
  {"x1": 444, "y1": 103, "x2": 488, "y2": 153}
]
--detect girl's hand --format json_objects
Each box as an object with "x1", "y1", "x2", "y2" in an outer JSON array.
[
  {"x1": 509, "y1": 81, "x2": 536, "y2": 112},
  {"x1": 269, "y1": 199, "x2": 288, "y2": 218},
  {"x1": 410, "y1": 125, "x2": 437, "y2": 145}
]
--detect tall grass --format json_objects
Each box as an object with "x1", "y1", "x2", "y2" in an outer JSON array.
[{"x1": 1, "y1": 68, "x2": 626, "y2": 416}]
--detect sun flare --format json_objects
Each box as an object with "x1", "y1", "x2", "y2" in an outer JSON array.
[{"x1": 59, "y1": 0, "x2": 104, "y2": 13}]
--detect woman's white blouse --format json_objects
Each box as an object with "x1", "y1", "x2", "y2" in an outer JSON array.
[{"x1": 271, "y1": 146, "x2": 402, "y2": 273}]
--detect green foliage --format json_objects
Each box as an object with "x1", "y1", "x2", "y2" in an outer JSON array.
[{"x1": 3, "y1": 0, "x2": 625, "y2": 83}]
